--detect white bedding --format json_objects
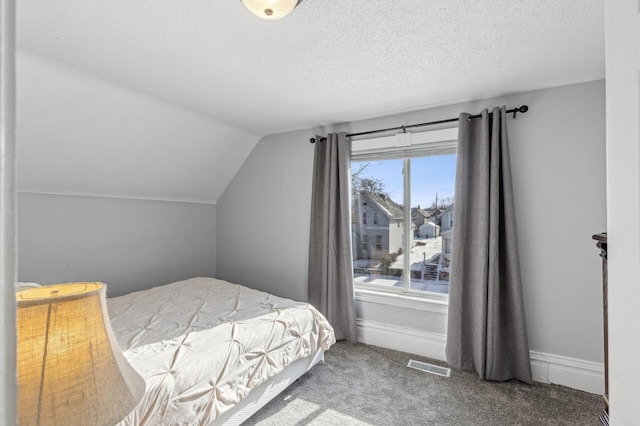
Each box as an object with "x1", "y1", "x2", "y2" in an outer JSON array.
[{"x1": 107, "y1": 277, "x2": 335, "y2": 425}]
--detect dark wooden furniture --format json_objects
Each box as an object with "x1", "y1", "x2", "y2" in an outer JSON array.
[{"x1": 593, "y1": 232, "x2": 608, "y2": 425}]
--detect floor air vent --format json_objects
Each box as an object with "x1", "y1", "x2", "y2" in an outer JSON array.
[{"x1": 407, "y1": 359, "x2": 451, "y2": 377}]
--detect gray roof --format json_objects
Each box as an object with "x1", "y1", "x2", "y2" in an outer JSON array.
[
  {"x1": 411, "y1": 208, "x2": 431, "y2": 219},
  {"x1": 362, "y1": 192, "x2": 404, "y2": 220},
  {"x1": 440, "y1": 204, "x2": 454, "y2": 215}
]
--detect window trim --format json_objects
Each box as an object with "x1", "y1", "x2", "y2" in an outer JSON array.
[
  {"x1": 355, "y1": 288, "x2": 448, "y2": 314},
  {"x1": 351, "y1": 128, "x2": 458, "y2": 160},
  {"x1": 351, "y1": 127, "x2": 457, "y2": 301}
]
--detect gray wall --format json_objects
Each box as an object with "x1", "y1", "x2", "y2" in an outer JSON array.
[
  {"x1": 216, "y1": 80, "x2": 607, "y2": 364},
  {"x1": 18, "y1": 193, "x2": 216, "y2": 297},
  {"x1": 216, "y1": 135, "x2": 314, "y2": 302}
]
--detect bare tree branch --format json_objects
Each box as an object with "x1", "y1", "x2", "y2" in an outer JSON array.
[{"x1": 352, "y1": 162, "x2": 386, "y2": 195}]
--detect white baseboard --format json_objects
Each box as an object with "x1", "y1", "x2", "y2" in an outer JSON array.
[
  {"x1": 357, "y1": 319, "x2": 447, "y2": 362},
  {"x1": 356, "y1": 319, "x2": 604, "y2": 394},
  {"x1": 529, "y1": 350, "x2": 604, "y2": 394}
]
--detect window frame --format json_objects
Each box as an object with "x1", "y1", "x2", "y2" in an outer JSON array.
[{"x1": 351, "y1": 127, "x2": 457, "y2": 303}]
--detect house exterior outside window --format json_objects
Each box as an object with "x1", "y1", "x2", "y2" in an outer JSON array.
[
  {"x1": 351, "y1": 191, "x2": 404, "y2": 261},
  {"x1": 440, "y1": 204, "x2": 455, "y2": 256}
]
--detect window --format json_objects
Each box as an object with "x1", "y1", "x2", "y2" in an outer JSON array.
[
  {"x1": 361, "y1": 234, "x2": 368, "y2": 251},
  {"x1": 351, "y1": 128, "x2": 457, "y2": 296}
]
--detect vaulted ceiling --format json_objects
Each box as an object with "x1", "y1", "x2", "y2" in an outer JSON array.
[{"x1": 16, "y1": 1, "x2": 604, "y2": 203}]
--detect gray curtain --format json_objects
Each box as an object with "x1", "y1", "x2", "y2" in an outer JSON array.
[
  {"x1": 446, "y1": 107, "x2": 532, "y2": 383},
  {"x1": 308, "y1": 132, "x2": 358, "y2": 342}
]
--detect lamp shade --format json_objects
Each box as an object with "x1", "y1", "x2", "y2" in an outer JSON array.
[
  {"x1": 241, "y1": 0, "x2": 300, "y2": 20},
  {"x1": 17, "y1": 283, "x2": 145, "y2": 426}
]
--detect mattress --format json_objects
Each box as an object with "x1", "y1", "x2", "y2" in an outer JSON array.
[{"x1": 107, "y1": 277, "x2": 335, "y2": 425}]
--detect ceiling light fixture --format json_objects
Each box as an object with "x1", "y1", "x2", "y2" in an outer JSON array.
[{"x1": 241, "y1": 0, "x2": 300, "y2": 20}]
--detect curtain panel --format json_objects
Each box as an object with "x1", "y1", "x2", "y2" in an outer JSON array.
[
  {"x1": 308, "y1": 132, "x2": 358, "y2": 342},
  {"x1": 446, "y1": 107, "x2": 532, "y2": 383}
]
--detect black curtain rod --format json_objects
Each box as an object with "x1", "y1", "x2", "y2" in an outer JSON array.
[{"x1": 309, "y1": 105, "x2": 529, "y2": 143}]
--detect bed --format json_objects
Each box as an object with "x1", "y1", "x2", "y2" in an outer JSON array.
[{"x1": 106, "y1": 277, "x2": 335, "y2": 425}]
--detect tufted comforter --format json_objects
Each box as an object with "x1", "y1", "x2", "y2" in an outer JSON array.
[{"x1": 108, "y1": 277, "x2": 335, "y2": 425}]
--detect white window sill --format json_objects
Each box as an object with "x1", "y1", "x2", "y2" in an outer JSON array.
[{"x1": 354, "y1": 287, "x2": 448, "y2": 314}]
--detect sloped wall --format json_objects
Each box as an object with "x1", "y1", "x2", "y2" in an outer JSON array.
[
  {"x1": 15, "y1": 52, "x2": 236, "y2": 296},
  {"x1": 16, "y1": 51, "x2": 258, "y2": 203}
]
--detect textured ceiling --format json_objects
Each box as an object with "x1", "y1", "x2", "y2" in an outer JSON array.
[{"x1": 17, "y1": 0, "x2": 604, "y2": 136}]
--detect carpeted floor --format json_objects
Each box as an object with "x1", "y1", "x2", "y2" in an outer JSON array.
[{"x1": 244, "y1": 341, "x2": 602, "y2": 425}]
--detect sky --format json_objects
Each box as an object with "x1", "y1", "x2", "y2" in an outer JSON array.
[{"x1": 353, "y1": 154, "x2": 456, "y2": 209}]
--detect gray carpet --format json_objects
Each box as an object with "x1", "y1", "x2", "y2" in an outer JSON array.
[{"x1": 244, "y1": 342, "x2": 602, "y2": 425}]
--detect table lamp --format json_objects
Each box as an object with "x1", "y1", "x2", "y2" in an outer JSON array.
[{"x1": 17, "y1": 282, "x2": 145, "y2": 426}]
